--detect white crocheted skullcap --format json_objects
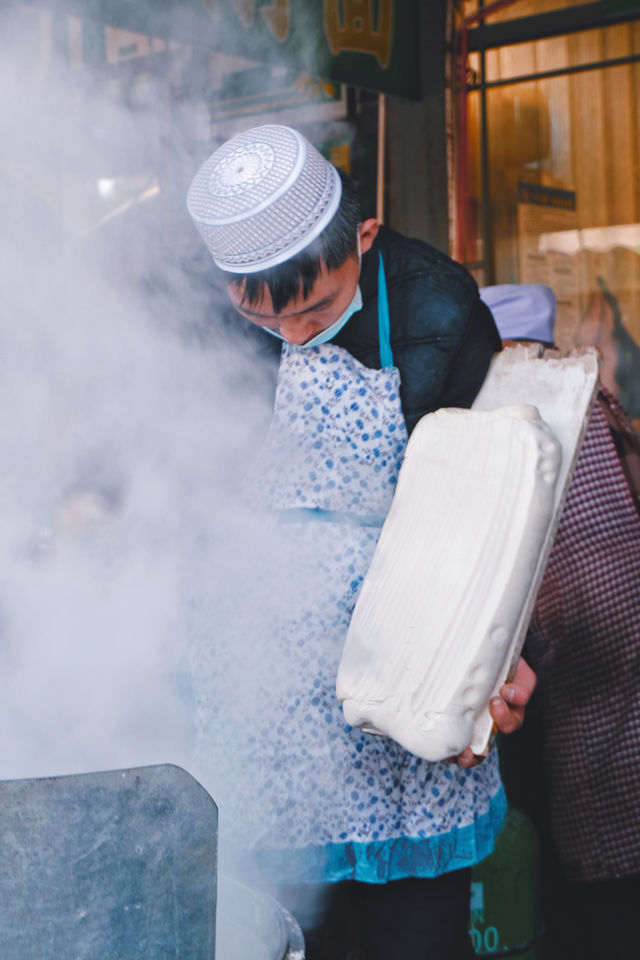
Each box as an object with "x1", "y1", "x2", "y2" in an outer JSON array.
[
  {"x1": 480, "y1": 284, "x2": 557, "y2": 343},
  {"x1": 187, "y1": 124, "x2": 342, "y2": 273}
]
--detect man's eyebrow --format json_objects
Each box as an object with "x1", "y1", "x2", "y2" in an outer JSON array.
[{"x1": 239, "y1": 291, "x2": 339, "y2": 319}]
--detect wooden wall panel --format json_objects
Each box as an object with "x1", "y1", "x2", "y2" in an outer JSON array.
[{"x1": 467, "y1": 11, "x2": 640, "y2": 418}]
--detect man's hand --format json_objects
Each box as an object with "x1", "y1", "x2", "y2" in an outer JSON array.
[
  {"x1": 489, "y1": 656, "x2": 537, "y2": 734},
  {"x1": 453, "y1": 657, "x2": 537, "y2": 768}
]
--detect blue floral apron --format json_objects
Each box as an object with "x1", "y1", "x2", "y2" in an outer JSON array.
[{"x1": 192, "y1": 254, "x2": 505, "y2": 884}]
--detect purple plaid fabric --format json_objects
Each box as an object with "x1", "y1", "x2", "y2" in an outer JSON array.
[{"x1": 527, "y1": 390, "x2": 640, "y2": 882}]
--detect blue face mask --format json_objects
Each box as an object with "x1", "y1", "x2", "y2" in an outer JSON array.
[{"x1": 261, "y1": 284, "x2": 362, "y2": 347}]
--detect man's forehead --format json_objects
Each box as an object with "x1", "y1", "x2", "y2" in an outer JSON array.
[
  {"x1": 228, "y1": 280, "x2": 340, "y2": 320},
  {"x1": 228, "y1": 260, "x2": 347, "y2": 316}
]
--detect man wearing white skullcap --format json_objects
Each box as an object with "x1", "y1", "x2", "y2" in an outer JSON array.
[
  {"x1": 480, "y1": 282, "x2": 640, "y2": 960},
  {"x1": 187, "y1": 126, "x2": 535, "y2": 960},
  {"x1": 187, "y1": 124, "x2": 506, "y2": 432}
]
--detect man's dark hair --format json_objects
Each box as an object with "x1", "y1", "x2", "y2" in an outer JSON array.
[{"x1": 222, "y1": 168, "x2": 362, "y2": 314}]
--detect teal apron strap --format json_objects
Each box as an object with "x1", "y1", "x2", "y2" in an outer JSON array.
[
  {"x1": 377, "y1": 251, "x2": 394, "y2": 369},
  {"x1": 278, "y1": 506, "x2": 386, "y2": 528}
]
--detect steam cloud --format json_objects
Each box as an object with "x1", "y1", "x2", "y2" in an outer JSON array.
[{"x1": 0, "y1": 6, "x2": 275, "y2": 783}]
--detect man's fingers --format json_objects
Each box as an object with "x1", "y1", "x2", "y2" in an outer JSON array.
[
  {"x1": 448, "y1": 659, "x2": 538, "y2": 758},
  {"x1": 490, "y1": 696, "x2": 524, "y2": 734},
  {"x1": 456, "y1": 747, "x2": 477, "y2": 768},
  {"x1": 446, "y1": 747, "x2": 485, "y2": 768},
  {"x1": 499, "y1": 684, "x2": 529, "y2": 708},
  {"x1": 499, "y1": 658, "x2": 537, "y2": 707}
]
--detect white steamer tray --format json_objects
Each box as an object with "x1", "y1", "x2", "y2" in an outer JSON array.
[{"x1": 336, "y1": 345, "x2": 599, "y2": 761}]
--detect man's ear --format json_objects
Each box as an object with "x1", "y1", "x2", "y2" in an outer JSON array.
[{"x1": 359, "y1": 219, "x2": 380, "y2": 255}]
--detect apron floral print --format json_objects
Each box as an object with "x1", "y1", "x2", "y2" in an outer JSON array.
[{"x1": 191, "y1": 260, "x2": 505, "y2": 884}]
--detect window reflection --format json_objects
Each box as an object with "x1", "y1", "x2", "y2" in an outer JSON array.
[{"x1": 468, "y1": 19, "x2": 640, "y2": 425}]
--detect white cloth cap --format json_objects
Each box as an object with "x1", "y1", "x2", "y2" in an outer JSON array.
[
  {"x1": 187, "y1": 124, "x2": 342, "y2": 273},
  {"x1": 480, "y1": 284, "x2": 557, "y2": 343}
]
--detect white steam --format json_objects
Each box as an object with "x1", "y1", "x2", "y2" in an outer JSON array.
[{"x1": 0, "y1": 11, "x2": 275, "y2": 782}]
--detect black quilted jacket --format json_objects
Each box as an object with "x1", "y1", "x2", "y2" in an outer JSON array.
[
  {"x1": 242, "y1": 225, "x2": 500, "y2": 433},
  {"x1": 333, "y1": 226, "x2": 501, "y2": 433}
]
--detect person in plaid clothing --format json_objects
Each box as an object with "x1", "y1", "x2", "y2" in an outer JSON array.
[{"x1": 481, "y1": 283, "x2": 640, "y2": 960}]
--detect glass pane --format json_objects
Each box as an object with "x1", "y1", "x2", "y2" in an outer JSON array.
[
  {"x1": 482, "y1": 19, "x2": 640, "y2": 82},
  {"x1": 469, "y1": 22, "x2": 640, "y2": 425}
]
